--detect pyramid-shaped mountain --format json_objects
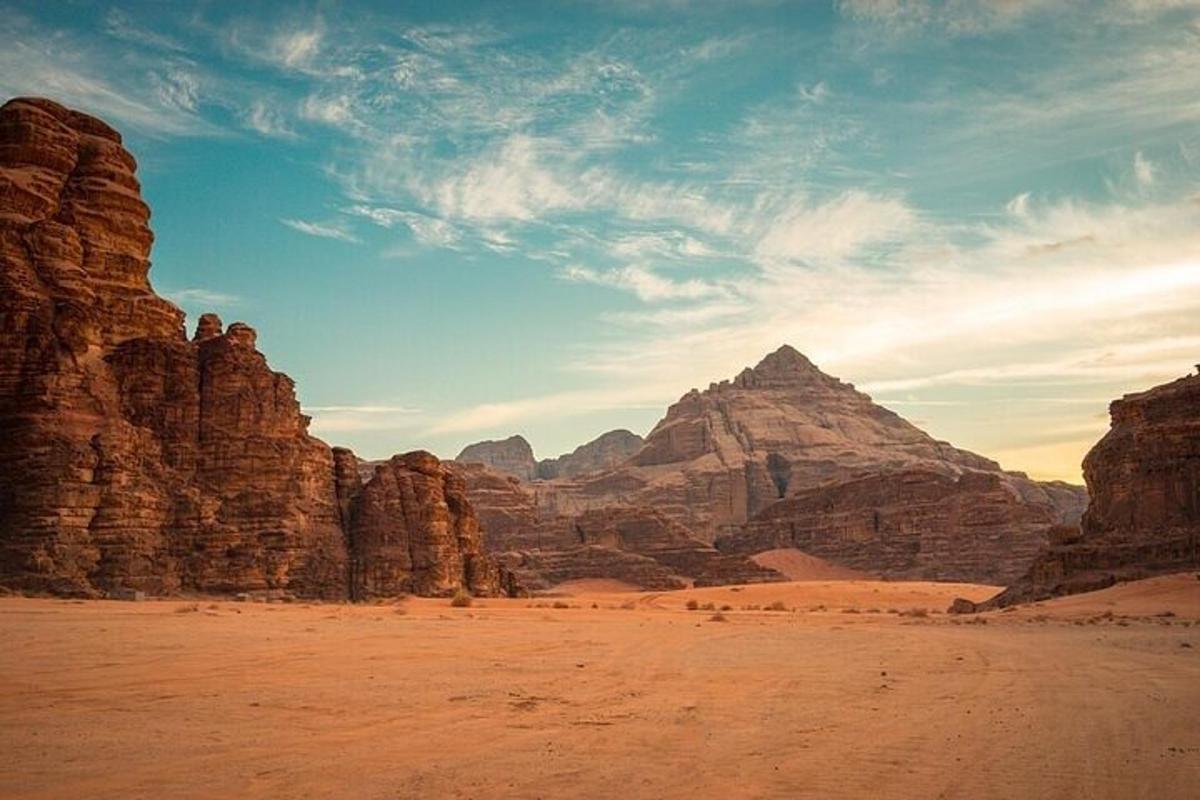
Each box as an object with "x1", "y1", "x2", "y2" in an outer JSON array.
[{"x1": 458, "y1": 346, "x2": 1087, "y2": 586}]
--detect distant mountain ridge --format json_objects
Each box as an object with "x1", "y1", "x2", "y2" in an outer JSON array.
[
  {"x1": 456, "y1": 345, "x2": 1089, "y2": 587},
  {"x1": 455, "y1": 429, "x2": 645, "y2": 481}
]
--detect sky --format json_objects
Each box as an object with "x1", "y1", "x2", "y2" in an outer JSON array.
[{"x1": 3, "y1": 0, "x2": 1198, "y2": 483}]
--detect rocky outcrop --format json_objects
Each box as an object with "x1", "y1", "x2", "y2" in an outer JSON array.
[
  {"x1": 983, "y1": 371, "x2": 1200, "y2": 606},
  {"x1": 0, "y1": 97, "x2": 507, "y2": 599},
  {"x1": 536, "y1": 429, "x2": 643, "y2": 479},
  {"x1": 456, "y1": 434, "x2": 538, "y2": 481},
  {"x1": 347, "y1": 452, "x2": 501, "y2": 598},
  {"x1": 506, "y1": 346, "x2": 1086, "y2": 584},
  {"x1": 449, "y1": 461, "x2": 780, "y2": 590},
  {"x1": 719, "y1": 469, "x2": 1059, "y2": 585}
]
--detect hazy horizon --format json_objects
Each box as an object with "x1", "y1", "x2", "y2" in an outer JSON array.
[{"x1": 4, "y1": 0, "x2": 1199, "y2": 481}]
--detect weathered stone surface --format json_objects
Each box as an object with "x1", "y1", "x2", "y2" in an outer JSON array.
[
  {"x1": 536, "y1": 429, "x2": 643, "y2": 479},
  {"x1": 0, "y1": 98, "x2": 509, "y2": 600},
  {"x1": 450, "y1": 460, "x2": 781, "y2": 589},
  {"x1": 512, "y1": 346, "x2": 1086, "y2": 584},
  {"x1": 456, "y1": 434, "x2": 538, "y2": 481},
  {"x1": 984, "y1": 371, "x2": 1200, "y2": 607},
  {"x1": 719, "y1": 469, "x2": 1058, "y2": 585},
  {"x1": 347, "y1": 452, "x2": 501, "y2": 598}
]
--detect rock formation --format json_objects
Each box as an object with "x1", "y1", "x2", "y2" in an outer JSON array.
[
  {"x1": 462, "y1": 346, "x2": 1088, "y2": 586},
  {"x1": 456, "y1": 429, "x2": 645, "y2": 481},
  {"x1": 535, "y1": 429, "x2": 643, "y2": 479},
  {"x1": 981, "y1": 371, "x2": 1199, "y2": 606},
  {"x1": 456, "y1": 435, "x2": 538, "y2": 481},
  {"x1": 447, "y1": 461, "x2": 781, "y2": 589},
  {"x1": 346, "y1": 452, "x2": 504, "y2": 598},
  {"x1": 0, "y1": 97, "x2": 506, "y2": 599}
]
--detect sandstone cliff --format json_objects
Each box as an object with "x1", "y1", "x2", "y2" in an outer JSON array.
[
  {"x1": 448, "y1": 461, "x2": 781, "y2": 590},
  {"x1": 463, "y1": 346, "x2": 1087, "y2": 586},
  {"x1": 0, "y1": 97, "x2": 505, "y2": 599},
  {"x1": 535, "y1": 429, "x2": 643, "y2": 479},
  {"x1": 456, "y1": 435, "x2": 538, "y2": 481},
  {"x1": 982, "y1": 371, "x2": 1199, "y2": 606}
]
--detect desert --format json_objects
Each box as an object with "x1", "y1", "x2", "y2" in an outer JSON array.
[
  {"x1": 2, "y1": 574, "x2": 1198, "y2": 800},
  {"x1": 3, "y1": 3, "x2": 1199, "y2": 799}
]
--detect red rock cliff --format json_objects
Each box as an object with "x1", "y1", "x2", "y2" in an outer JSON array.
[
  {"x1": 0, "y1": 97, "x2": 503, "y2": 599},
  {"x1": 985, "y1": 371, "x2": 1200, "y2": 605}
]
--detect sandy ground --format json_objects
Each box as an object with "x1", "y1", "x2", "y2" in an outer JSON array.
[
  {"x1": 1, "y1": 574, "x2": 1197, "y2": 800},
  {"x1": 750, "y1": 548, "x2": 872, "y2": 581}
]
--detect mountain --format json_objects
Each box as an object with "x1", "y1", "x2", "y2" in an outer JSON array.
[
  {"x1": 535, "y1": 429, "x2": 644, "y2": 479},
  {"x1": 0, "y1": 97, "x2": 508, "y2": 599},
  {"x1": 455, "y1": 429, "x2": 645, "y2": 480},
  {"x1": 463, "y1": 345, "x2": 1088, "y2": 585},
  {"x1": 984, "y1": 369, "x2": 1200, "y2": 606},
  {"x1": 456, "y1": 435, "x2": 538, "y2": 481}
]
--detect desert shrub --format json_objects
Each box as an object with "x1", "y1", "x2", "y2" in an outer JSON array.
[
  {"x1": 720, "y1": 604, "x2": 733, "y2": 611},
  {"x1": 841, "y1": 608, "x2": 861, "y2": 614},
  {"x1": 700, "y1": 602, "x2": 716, "y2": 611},
  {"x1": 708, "y1": 613, "x2": 728, "y2": 622},
  {"x1": 450, "y1": 589, "x2": 473, "y2": 608},
  {"x1": 766, "y1": 600, "x2": 788, "y2": 612},
  {"x1": 685, "y1": 599, "x2": 700, "y2": 610},
  {"x1": 620, "y1": 600, "x2": 637, "y2": 610},
  {"x1": 553, "y1": 601, "x2": 570, "y2": 609},
  {"x1": 809, "y1": 604, "x2": 827, "y2": 612},
  {"x1": 174, "y1": 603, "x2": 199, "y2": 614},
  {"x1": 900, "y1": 607, "x2": 928, "y2": 618}
]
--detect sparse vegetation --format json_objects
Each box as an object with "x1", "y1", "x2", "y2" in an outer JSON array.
[
  {"x1": 899, "y1": 607, "x2": 929, "y2": 618},
  {"x1": 708, "y1": 613, "x2": 728, "y2": 622},
  {"x1": 174, "y1": 603, "x2": 199, "y2": 614},
  {"x1": 766, "y1": 600, "x2": 789, "y2": 612},
  {"x1": 720, "y1": 604, "x2": 733, "y2": 611},
  {"x1": 686, "y1": 599, "x2": 700, "y2": 610},
  {"x1": 553, "y1": 601, "x2": 570, "y2": 609},
  {"x1": 450, "y1": 589, "x2": 473, "y2": 608},
  {"x1": 700, "y1": 601, "x2": 716, "y2": 611}
]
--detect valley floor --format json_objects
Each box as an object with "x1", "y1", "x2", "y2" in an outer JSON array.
[{"x1": 1, "y1": 575, "x2": 1198, "y2": 799}]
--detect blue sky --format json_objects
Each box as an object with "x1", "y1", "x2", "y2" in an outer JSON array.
[{"x1": 4, "y1": 0, "x2": 1199, "y2": 481}]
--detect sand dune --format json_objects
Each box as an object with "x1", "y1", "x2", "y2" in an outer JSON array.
[
  {"x1": 750, "y1": 547, "x2": 874, "y2": 581},
  {"x1": 1, "y1": 574, "x2": 1197, "y2": 799}
]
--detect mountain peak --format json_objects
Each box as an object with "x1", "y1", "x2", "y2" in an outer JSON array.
[{"x1": 733, "y1": 345, "x2": 834, "y2": 389}]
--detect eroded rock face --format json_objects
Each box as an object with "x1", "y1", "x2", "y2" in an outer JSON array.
[
  {"x1": 456, "y1": 434, "x2": 538, "y2": 481},
  {"x1": 450, "y1": 461, "x2": 781, "y2": 589},
  {"x1": 536, "y1": 429, "x2": 643, "y2": 479},
  {"x1": 719, "y1": 469, "x2": 1058, "y2": 585},
  {"x1": 348, "y1": 452, "x2": 500, "y2": 598},
  {"x1": 986, "y1": 372, "x2": 1199, "y2": 606},
  {"x1": 0, "y1": 98, "x2": 506, "y2": 599},
  {"x1": 502, "y1": 346, "x2": 1086, "y2": 584}
]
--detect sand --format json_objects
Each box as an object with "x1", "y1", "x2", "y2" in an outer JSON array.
[
  {"x1": 1, "y1": 573, "x2": 1197, "y2": 800},
  {"x1": 750, "y1": 548, "x2": 873, "y2": 581}
]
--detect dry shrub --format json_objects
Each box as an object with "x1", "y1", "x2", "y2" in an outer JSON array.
[
  {"x1": 700, "y1": 602, "x2": 716, "y2": 611},
  {"x1": 766, "y1": 600, "x2": 788, "y2": 612},
  {"x1": 174, "y1": 603, "x2": 199, "y2": 614},
  {"x1": 685, "y1": 599, "x2": 700, "y2": 611},
  {"x1": 450, "y1": 589, "x2": 473, "y2": 608},
  {"x1": 553, "y1": 601, "x2": 570, "y2": 609},
  {"x1": 708, "y1": 613, "x2": 728, "y2": 623},
  {"x1": 900, "y1": 607, "x2": 929, "y2": 618}
]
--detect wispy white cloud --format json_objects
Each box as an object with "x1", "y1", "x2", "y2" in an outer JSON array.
[
  {"x1": 1133, "y1": 150, "x2": 1156, "y2": 187},
  {"x1": 163, "y1": 287, "x2": 240, "y2": 307},
  {"x1": 280, "y1": 217, "x2": 360, "y2": 242},
  {"x1": 560, "y1": 264, "x2": 731, "y2": 302},
  {"x1": 307, "y1": 404, "x2": 424, "y2": 434}
]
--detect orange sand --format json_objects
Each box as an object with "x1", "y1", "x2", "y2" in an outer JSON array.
[
  {"x1": 1, "y1": 573, "x2": 1197, "y2": 799},
  {"x1": 750, "y1": 547, "x2": 874, "y2": 580}
]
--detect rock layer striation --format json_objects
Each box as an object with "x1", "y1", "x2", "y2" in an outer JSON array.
[{"x1": 0, "y1": 98, "x2": 505, "y2": 599}]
